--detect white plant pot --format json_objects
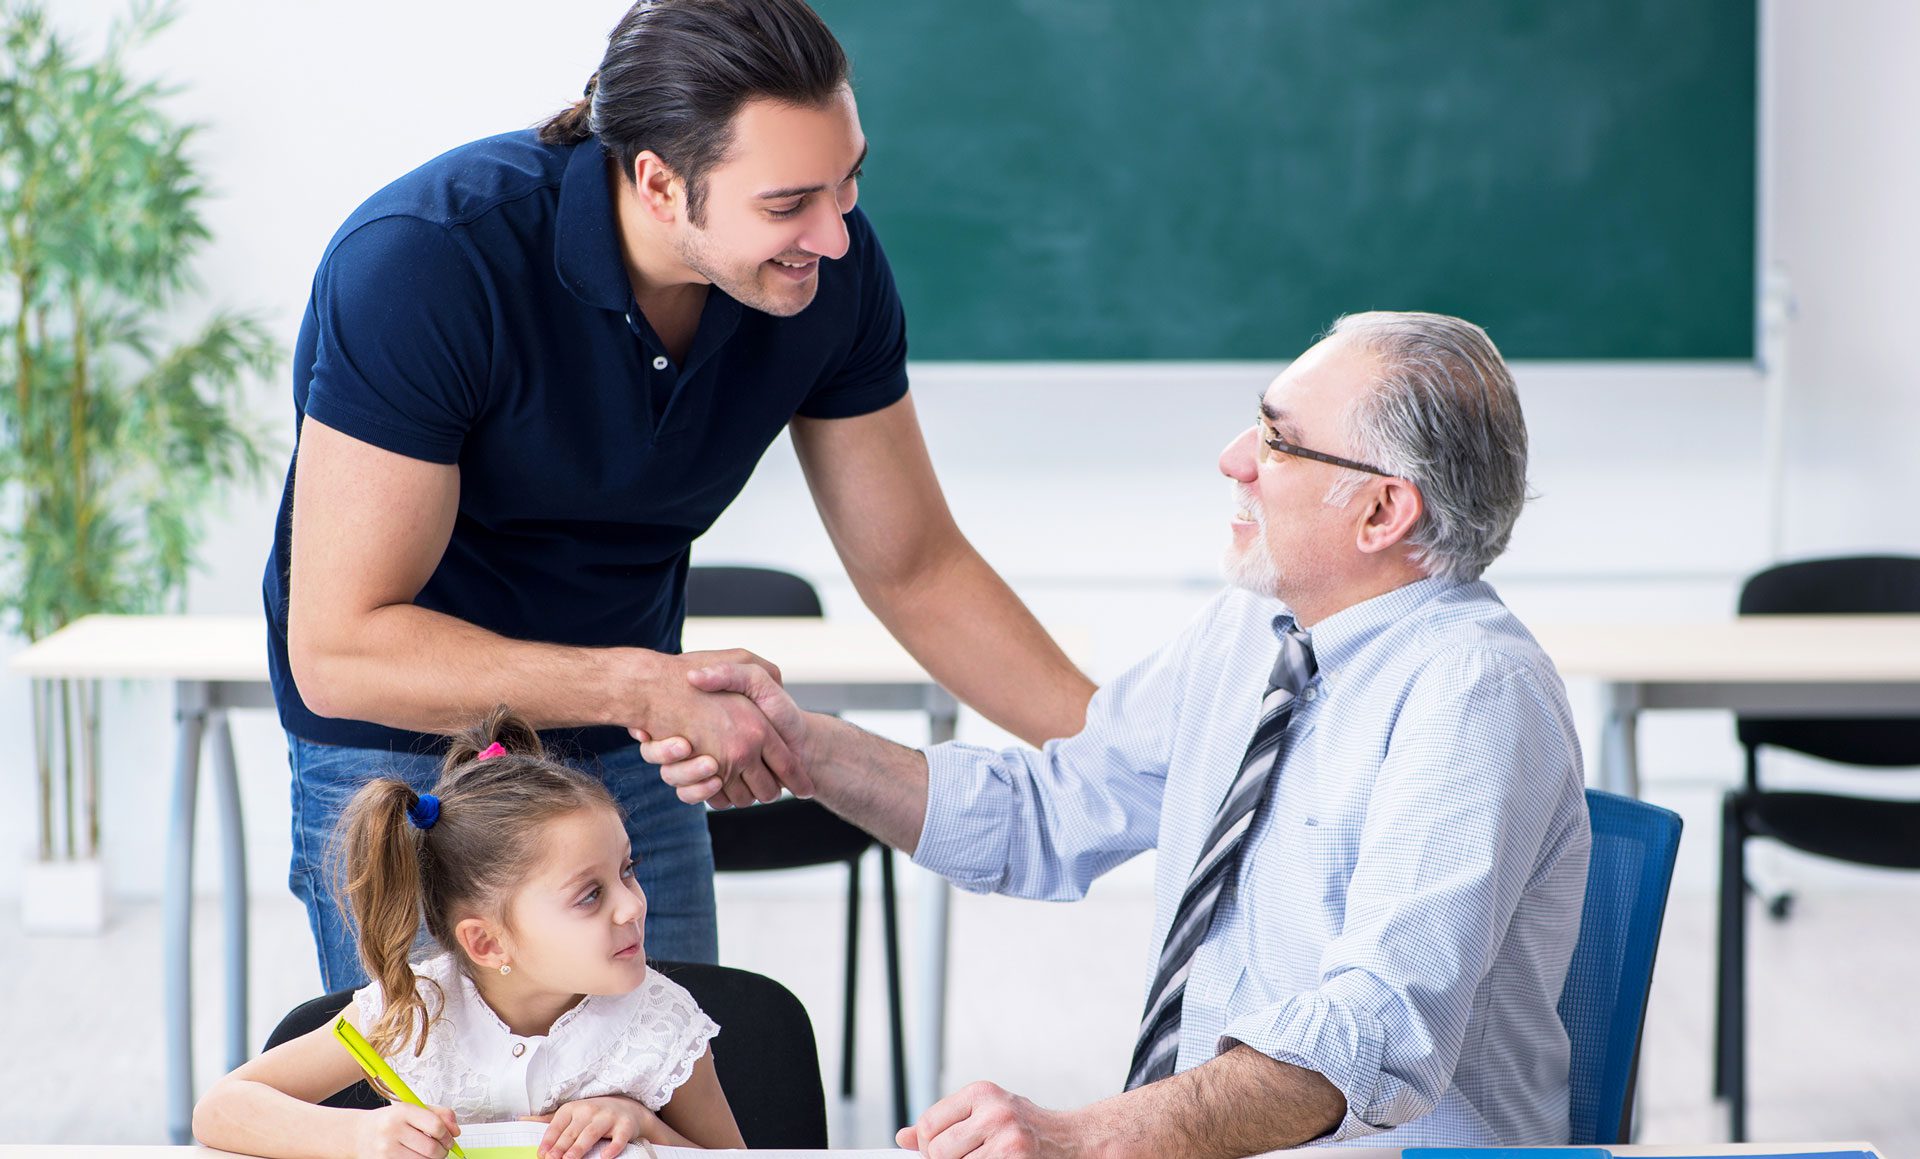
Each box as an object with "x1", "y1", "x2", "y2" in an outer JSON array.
[{"x1": 21, "y1": 857, "x2": 109, "y2": 934}]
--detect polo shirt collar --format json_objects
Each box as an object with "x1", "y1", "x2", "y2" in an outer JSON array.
[{"x1": 554, "y1": 141, "x2": 631, "y2": 313}]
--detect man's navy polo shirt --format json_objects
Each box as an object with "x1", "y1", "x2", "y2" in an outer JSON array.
[{"x1": 262, "y1": 130, "x2": 909, "y2": 755}]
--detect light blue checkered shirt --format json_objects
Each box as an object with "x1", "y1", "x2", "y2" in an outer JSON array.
[{"x1": 915, "y1": 578, "x2": 1590, "y2": 1147}]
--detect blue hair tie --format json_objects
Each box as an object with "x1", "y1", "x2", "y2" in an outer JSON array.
[{"x1": 406, "y1": 792, "x2": 442, "y2": 831}]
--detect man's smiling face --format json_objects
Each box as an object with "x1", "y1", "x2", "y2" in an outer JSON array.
[
  {"x1": 1219, "y1": 334, "x2": 1385, "y2": 606},
  {"x1": 666, "y1": 86, "x2": 867, "y2": 316}
]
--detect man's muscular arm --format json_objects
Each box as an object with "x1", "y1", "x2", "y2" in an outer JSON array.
[
  {"x1": 793, "y1": 397, "x2": 1096, "y2": 747},
  {"x1": 287, "y1": 417, "x2": 803, "y2": 801}
]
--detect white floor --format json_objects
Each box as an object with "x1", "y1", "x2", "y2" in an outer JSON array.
[{"x1": 4, "y1": 861, "x2": 1915, "y2": 1154}]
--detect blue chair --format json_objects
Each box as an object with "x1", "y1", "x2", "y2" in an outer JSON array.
[{"x1": 1558, "y1": 788, "x2": 1684, "y2": 1146}]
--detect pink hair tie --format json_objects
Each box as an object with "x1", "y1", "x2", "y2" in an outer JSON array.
[{"x1": 476, "y1": 742, "x2": 507, "y2": 761}]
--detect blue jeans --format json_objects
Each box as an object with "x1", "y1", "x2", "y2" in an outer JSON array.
[{"x1": 287, "y1": 733, "x2": 718, "y2": 991}]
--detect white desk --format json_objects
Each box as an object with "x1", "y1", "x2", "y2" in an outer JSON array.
[
  {"x1": 1, "y1": 1140, "x2": 1885, "y2": 1157},
  {"x1": 9, "y1": 614, "x2": 963, "y2": 1145},
  {"x1": 1534, "y1": 616, "x2": 1920, "y2": 798}
]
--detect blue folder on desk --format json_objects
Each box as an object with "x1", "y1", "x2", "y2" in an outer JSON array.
[
  {"x1": 1405, "y1": 1143, "x2": 1866, "y2": 1151},
  {"x1": 1404, "y1": 1150, "x2": 1611, "y2": 1159}
]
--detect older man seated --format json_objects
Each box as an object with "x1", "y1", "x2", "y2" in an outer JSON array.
[{"x1": 644, "y1": 311, "x2": 1590, "y2": 1157}]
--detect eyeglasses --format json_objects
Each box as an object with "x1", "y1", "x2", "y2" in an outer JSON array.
[{"x1": 1256, "y1": 415, "x2": 1393, "y2": 477}]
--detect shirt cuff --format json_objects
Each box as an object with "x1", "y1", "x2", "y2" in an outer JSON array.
[
  {"x1": 304, "y1": 391, "x2": 464, "y2": 465},
  {"x1": 793, "y1": 366, "x2": 909, "y2": 419},
  {"x1": 1217, "y1": 982, "x2": 1401, "y2": 1144},
  {"x1": 910, "y1": 741, "x2": 1014, "y2": 893}
]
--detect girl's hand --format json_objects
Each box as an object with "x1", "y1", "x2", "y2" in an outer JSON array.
[
  {"x1": 524, "y1": 1095, "x2": 659, "y2": 1159},
  {"x1": 354, "y1": 1102, "x2": 461, "y2": 1159}
]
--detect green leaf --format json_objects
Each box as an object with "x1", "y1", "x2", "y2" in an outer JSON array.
[{"x1": 1, "y1": 0, "x2": 283, "y2": 641}]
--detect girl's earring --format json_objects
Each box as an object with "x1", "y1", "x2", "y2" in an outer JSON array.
[{"x1": 499, "y1": 963, "x2": 512, "y2": 976}]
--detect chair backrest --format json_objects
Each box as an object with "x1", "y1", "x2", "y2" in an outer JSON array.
[
  {"x1": 705, "y1": 793, "x2": 875, "y2": 870},
  {"x1": 685, "y1": 565, "x2": 824, "y2": 618},
  {"x1": 650, "y1": 961, "x2": 828, "y2": 1148},
  {"x1": 1557, "y1": 788, "x2": 1683, "y2": 1146},
  {"x1": 264, "y1": 962, "x2": 828, "y2": 1148},
  {"x1": 263, "y1": 992, "x2": 385, "y2": 1110},
  {"x1": 1735, "y1": 554, "x2": 1920, "y2": 766}
]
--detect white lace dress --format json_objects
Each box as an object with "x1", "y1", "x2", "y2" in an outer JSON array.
[{"x1": 351, "y1": 953, "x2": 720, "y2": 1122}]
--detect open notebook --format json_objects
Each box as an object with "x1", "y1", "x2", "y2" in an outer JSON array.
[{"x1": 456, "y1": 1119, "x2": 917, "y2": 1159}]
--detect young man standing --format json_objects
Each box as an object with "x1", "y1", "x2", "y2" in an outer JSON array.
[{"x1": 268, "y1": 0, "x2": 1092, "y2": 988}]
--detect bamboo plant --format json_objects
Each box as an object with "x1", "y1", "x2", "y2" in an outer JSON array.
[{"x1": 2, "y1": 0, "x2": 279, "y2": 862}]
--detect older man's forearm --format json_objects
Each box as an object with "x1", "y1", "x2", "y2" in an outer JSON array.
[
  {"x1": 1073, "y1": 1045, "x2": 1345, "y2": 1159},
  {"x1": 804, "y1": 713, "x2": 931, "y2": 854}
]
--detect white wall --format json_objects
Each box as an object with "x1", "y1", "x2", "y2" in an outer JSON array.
[{"x1": 4, "y1": 0, "x2": 1918, "y2": 905}]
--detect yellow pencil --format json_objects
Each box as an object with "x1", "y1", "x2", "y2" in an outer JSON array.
[{"x1": 333, "y1": 1014, "x2": 470, "y2": 1159}]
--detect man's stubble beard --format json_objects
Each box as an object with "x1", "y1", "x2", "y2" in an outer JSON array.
[{"x1": 671, "y1": 224, "x2": 815, "y2": 318}]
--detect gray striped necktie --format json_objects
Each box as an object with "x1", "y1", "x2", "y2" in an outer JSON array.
[{"x1": 1124, "y1": 624, "x2": 1316, "y2": 1090}]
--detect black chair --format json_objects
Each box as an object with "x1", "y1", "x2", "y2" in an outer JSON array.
[
  {"x1": 263, "y1": 961, "x2": 828, "y2": 1149},
  {"x1": 1714, "y1": 554, "x2": 1920, "y2": 1142},
  {"x1": 685, "y1": 565, "x2": 909, "y2": 1131}
]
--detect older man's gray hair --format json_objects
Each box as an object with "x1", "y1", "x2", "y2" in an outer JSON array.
[{"x1": 1324, "y1": 311, "x2": 1529, "y2": 584}]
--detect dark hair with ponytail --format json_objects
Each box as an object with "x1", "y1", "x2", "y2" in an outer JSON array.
[
  {"x1": 538, "y1": 0, "x2": 849, "y2": 225},
  {"x1": 330, "y1": 707, "x2": 620, "y2": 1058}
]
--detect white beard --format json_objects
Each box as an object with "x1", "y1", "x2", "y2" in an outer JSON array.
[
  {"x1": 1223, "y1": 485, "x2": 1282, "y2": 597},
  {"x1": 1224, "y1": 539, "x2": 1281, "y2": 597}
]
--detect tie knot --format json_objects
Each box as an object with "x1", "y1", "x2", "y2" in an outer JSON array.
[{"x1": 1268, "y1": 627, "x2": 1316, "y2": 697}]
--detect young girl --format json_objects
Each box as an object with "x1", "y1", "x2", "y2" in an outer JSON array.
[{"x1": 193, "y1": 709, "x2": 745, "y2": 1159}]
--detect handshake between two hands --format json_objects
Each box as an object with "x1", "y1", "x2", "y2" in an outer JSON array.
[{"x1": 629, "y1": 650, "x2": 817, "y2": 810}]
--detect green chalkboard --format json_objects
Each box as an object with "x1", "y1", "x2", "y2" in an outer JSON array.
[{"x1": 819, "y1": 0, "x2": 1756, "y2": 361}]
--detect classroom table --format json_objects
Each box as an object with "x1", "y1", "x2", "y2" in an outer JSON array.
[
  {"x1": 1533, "y1": 616, "x2": 1920, "y2": 798},
  {"x1": 29, "y1": 611, "x2": 1917, "y2": 1149},
  {"x1": 1, "y1": 1140, "x2": 1886, "y2": 1157},
  {"x1": 8, "y1": 614, "x2": 964, "y2": 1146}
]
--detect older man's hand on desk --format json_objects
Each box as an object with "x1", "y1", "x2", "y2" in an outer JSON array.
[
  {"x1": 895, "y1": 1082, "x2": 1094, "y2": 1159},
  {"x1": 634, "y1": 658, "x2": 820, "y2": 808},
  {"x1": 628, "y1": 649, "x2": 813, "y2": 809},
  {"x1": 896, "y1": 1047, "x2": 1344, "y2": 1159}
]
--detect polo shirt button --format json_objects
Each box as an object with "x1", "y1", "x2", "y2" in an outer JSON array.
[
  {"x1": 652, "y1": 355, "x2": 669, "y2": 371},
  {"x1": 511, "y1": 1042, "x2": 526, "y2": 1058}
]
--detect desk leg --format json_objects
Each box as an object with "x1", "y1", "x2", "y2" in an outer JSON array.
[
  {"x1": 911, "y1": 707, "x2": 957, "y2": 1118},
  {"x1": 209, "y1": 709, "x2": 249, "y2": 1070},
  {"x1": 911, "y1": 867, "x2": 950, "y2": 1118},
  {"x1": 165, "y1": 696, "x2": 207, "y2": 1146},
  {"x1": 1596, "y1": 684, "x2": 1647, "y2": 1136},
  {"x1": 1598, "y1": 684, "x2": 1643, "y2": 798}
]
